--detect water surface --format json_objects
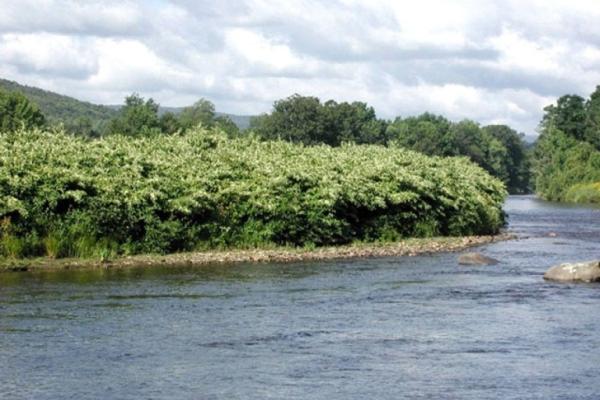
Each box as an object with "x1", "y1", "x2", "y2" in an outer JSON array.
[{"x1": 1, "y1": 196, "x2": 599, "y2": 399}]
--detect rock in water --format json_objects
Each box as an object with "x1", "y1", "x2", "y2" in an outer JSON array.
[
  {"x1": 458, "y1": 252, "x2": 499, "y2": 265},
  {"x1": 543, "y1": 260, "x2": 600, "y2": 283}
]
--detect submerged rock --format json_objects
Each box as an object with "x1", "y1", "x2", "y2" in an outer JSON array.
[
  {"x1": 458, "y1": 252, "x2": 499, "y2": 266},
  {"x1": 543, "y1": 260, "x2": 600, "y2": 283}
]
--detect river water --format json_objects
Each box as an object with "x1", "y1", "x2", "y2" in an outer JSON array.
[{"x1": 1, "y1": 196, "x2": 599, "y2": 399}]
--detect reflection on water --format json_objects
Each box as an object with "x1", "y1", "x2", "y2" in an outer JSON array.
[{"x1": 1, "y1": 195, "x2": 599, "y2": 400}]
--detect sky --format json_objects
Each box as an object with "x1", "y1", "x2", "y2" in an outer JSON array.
[{"x1": 1, "y1": 0, "x2": 600, "y2": 136}]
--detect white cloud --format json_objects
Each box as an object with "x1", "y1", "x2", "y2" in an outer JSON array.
[
  {"x1": 0, "y1": 0, "x2": 145, "y2": 36},
  {"x1": 1, "y1": 0, "x2": 600, "y2": 134},
  {"x1": 0, "y1": 33, "x2": 98, "y2": 78}
]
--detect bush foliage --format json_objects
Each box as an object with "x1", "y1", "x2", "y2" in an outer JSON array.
[{"x1": 0, "y1": 128, "x2": 506, "y2": 259}]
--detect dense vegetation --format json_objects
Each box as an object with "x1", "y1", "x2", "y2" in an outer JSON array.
[
  {"x1": 387, "y1": 116, "x2": 531, "y2": 194},
  {"x1": 251, "y1": 95, "x2": 531, "y2": 194},
  {"x1": 0, "y1": 127, "x2": 506, "y2": 259},
  {"x1": 533, "y1": 86, "x2": 600, "y2": 202},
  {"x1": 1, "y1": 79, "x2": 531, "y2": 193}
]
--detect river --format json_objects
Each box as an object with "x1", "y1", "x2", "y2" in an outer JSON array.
[{"x1": 1, "y1": 196, "x2": 599, "y2": 399}]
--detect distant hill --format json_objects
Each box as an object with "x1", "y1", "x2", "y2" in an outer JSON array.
[
  {"x1": 0, "y1": 78, "x2": 253, "y2": 131},
  {"x1": 0, "y1": 78, "x2": 117, "y2": 129}
]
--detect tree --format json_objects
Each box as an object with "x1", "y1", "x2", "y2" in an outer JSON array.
[
  {"x1": 250, "y1": 94, "x2": 387, "y2": 146},
  {"x1": 484, "y1": 125, "x2": 531, "y2": 194},
  {"x1": 445, "y1": 120, "x2": 485, "y2": 162},
  {"x1": 584, "y1": 85, "x2": 600, "y2": 149},
  {"x1": 250, "y1": 95, "x2": 324, "y2": 144},
  {"x1": 178, "y1": 99, "x2": 216, "y2": 130},
  {"x1": 214, "y1": 115, "x2": 240, "y2": 137},
  {"x1": 542, "y1": 95, "x2": 586, "y2": 140},
  {"x1": 65, "y1": 116, "x2": 101, "y2": 138},
  {"x1": 386, "y1": 113, "x2": 451, "y2": 156},
  {"x1": 446, "y1": 121, "x2": 515, "y2": 186},
  {"x1": 159, "y1": 112, "x2": 181, "y2": 135},
  {"x1": 107, "y1": 94, "x2": 161, "y2": 136},
  {"x1": 322, "y1": 100, "x2": 387, "y2": 145},
  {"x1": 0, "y1": 89, "x2": 45, "y2": 131}
]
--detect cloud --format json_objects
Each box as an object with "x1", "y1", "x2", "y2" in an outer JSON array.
[
  {"x1": 0, "y1": 0, "x2": 146, "y2": 37},
  {"x1": 0, "y1": 0, "x2": 599, "y2": 134},
  {"x1": 0, "y1": 33, "x2": 99, "y2": 79}
]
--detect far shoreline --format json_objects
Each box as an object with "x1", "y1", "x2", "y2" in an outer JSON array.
[{"x1": 0, "y1": 233, "x2": 516, "y2": 273}]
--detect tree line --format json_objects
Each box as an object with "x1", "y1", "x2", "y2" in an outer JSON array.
[
  {"x1": 104, "y1": 94, "x2": 241, "y2": 137},
  {"x1": 533, "y1": 86, "x2": 600, "y2": 203},
  {"x1": 250, "y1": 94, "x2": 531, "y2": 194}
]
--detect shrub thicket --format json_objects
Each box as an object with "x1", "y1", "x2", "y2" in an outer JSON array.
[
  {"x1": 534, "y1": 83, "x2": 600, "y2": 203},
  {"x1": 0, "y1": 128, "x2": 506, "y2": 259}
]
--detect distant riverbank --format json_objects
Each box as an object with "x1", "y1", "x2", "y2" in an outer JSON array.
[{"x1": 0, "y1": 233, "x2": 514, "y2": 273}]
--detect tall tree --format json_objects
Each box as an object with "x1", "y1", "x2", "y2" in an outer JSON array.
[
  {"x1": 584, "y1": 85, "x2": 600, "y2": 149},
  {"x1": 322, "y1": 100, "x2": 387, "y2": 145},
  {"x1": 159, "y1": 112, "x2": 181, "y2": 135},
  {"x1": 386, "y1": 113, "x2": 451, "y2": 156},
  {"x1": 542, "y1": 94, "x2": 586, "y2": 140},
  {"x1": 0, "y1": 89, "x2": 46, "y2": 131},
  {"x1": 483, "y1": 125, "x2": 531, "y2": 194},
  {"x1": 178, "y1": 99, "x2": 216, "y2": 130},
  {"x1": 108, "y1": 94, "x2": 161, "y2": 136},
  {"x1": 250, "y1": 95, "x2": 325, "y2": 144}
]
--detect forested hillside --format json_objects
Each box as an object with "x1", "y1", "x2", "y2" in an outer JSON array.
[
  {"x1": 0, "y1": 78, "x2": 251, "y2": 133},
  {"x1": 0, "y1": 78, "x2": 117, "y2": 134}
]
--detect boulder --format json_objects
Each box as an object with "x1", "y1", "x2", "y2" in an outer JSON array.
[
  {"x1": 458, "y1": 252, "x2": 499, "y2": 266},
  {"x1": 543, "y1": 260, "x2": 600, "y2": 283}
]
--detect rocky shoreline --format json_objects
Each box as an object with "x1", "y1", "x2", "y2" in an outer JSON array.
[{"x1": 0, "y1": 233, "x2": 515, "y2": 273}]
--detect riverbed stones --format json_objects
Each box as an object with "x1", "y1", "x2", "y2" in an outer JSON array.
[
  {"x1": 543, "y1": 260, "x2": 600, "y2": 283},
  {"x1": 457, "y1": 252, "x2": 499, "y2": 266}
]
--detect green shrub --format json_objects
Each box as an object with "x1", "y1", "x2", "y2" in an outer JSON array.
[
  {"x1": 534, "y1": 128, "x2": 600, "y2": 202},
  {"x1": 564, "y1": 182, "x2": 600, "y2": 204}
]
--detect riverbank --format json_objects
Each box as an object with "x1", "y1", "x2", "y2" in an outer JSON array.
[{"x1": 0, "y1": 233, "x2": 515, "y2": 272}]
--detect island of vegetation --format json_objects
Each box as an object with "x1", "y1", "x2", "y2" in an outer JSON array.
[
  {"x1": 2, "y1": 78, "x2": 598, "y2": 267},
  {"x1": 0, "y1": 126, "x2": 506, "y2": 260},
  {"x1": 0, "y1": 81, "x2": 510, "y2": 265}
]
